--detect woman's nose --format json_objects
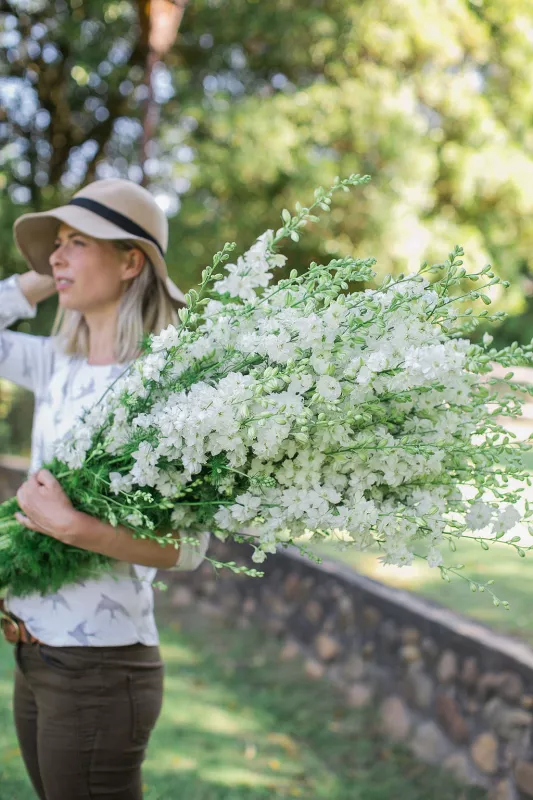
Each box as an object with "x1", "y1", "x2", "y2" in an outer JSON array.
[{"x1": 49, "y1": 246, "x2": 66, "y2": 269}]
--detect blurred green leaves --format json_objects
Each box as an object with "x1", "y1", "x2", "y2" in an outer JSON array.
[{"x1": 2, "y1": 0, "x2": 533, "y2": 335}]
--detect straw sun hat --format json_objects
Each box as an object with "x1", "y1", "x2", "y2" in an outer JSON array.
[{"x1": 13, "y1": 178, "x2": 186, "y2": 304}]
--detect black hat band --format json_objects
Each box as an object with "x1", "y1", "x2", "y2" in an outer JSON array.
[{"x1": 68, "y1": 197, "x2": 165, "y2": 256}]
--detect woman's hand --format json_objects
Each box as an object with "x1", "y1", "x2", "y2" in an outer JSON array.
[
  {"x1": 17, "y1": 271, "x2": 57, "y2": 307},
  {"x1": 15, "y1": 469, "x2": 76, "y2": 542},
  {"x1": 15, "y1": 470, "x2": 181, "y2": 568}
]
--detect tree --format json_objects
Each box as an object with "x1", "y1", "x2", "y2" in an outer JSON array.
[
  {"x1": 2, "y1": 0, "x2": 533, "y2": 330},
  {"x1": 157, "y1": 0, "x2": 533, "y2": 333},
  {"x1": 0, "y1": 1, "x2": 149, "y2": 283}
]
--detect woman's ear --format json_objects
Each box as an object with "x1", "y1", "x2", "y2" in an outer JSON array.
[{"x1": 120, "y1": 247, "x2": 146, "y2": 282}]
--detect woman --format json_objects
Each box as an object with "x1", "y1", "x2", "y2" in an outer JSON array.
[{"x1": 0, "y1": 178, "x2": 210, "y2": 799}]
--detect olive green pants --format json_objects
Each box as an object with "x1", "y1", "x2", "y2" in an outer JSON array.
[{"x1": 13, "y1": 641, "x2": 164, "y2": 799}]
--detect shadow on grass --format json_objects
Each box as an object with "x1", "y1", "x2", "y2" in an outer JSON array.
[{"x1": 0, "y1": 613, "x2": 484, "y2": 800}]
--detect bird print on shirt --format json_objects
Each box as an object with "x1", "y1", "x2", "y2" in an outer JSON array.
[
  {"x1": 95, "y1": 593, "x2": 131, "y2": 620},
  {"x1": 22, "y1": 348, "x2": 31, "y2": 380},
  {"x1": 107, "y1": 365, "x2": 124, "y2": 381},
  {"x1": 60, "y1": 365, "x2": 76, "y2": 403},
  {"x1": 128, "y1": 564, "x2": 144, "y2": 595},
  {"x1": 72, "y1": 377, "x2": 96, "y2": 402},
  {"x1": 37, "y1": 389, "x2": 53, "y2": 408},
  {"x1": 24, "y1": 617, "x2": 46, "y2": 636},
  {"x1": 0, "y1": 338, "x2": 13, "y2": 365},
  {"x1": 68, "y1": 621, "x2": 97, "y2": 645},
  {"x1": 141, "y1": 603, "x2": 153, "y2": 618},
  {"x1": 43, "y1": 592, "x2": 71, "y2": 611}
]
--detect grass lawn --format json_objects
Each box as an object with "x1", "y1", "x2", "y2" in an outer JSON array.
[
  {"x1": 0, "y1": 610, "x2": 482, "y2": 800},
  {"x1": 315, "y1": 538, "x2": 533, "y2": 644}
]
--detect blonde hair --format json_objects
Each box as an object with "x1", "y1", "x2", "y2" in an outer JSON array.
[{"x1": 51, "y1": 241, "x2": 180, "y2": 363}]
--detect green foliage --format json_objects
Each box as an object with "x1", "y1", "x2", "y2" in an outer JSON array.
[
  {"x1": 164, "y1": 0, "x2": 533, "y2": 307},
  {"x1": 0, "y1": 507, "x2": 112, "y2": 596},
  {"x1": 1, "y1": 0, "x2": 148, "y2": 200},
  {"x1": 0, "y1": 382, "x2": 34, "y2": 457},
  {"x1": 3, "y1": 0, "x2": 533, "y2": 297}
]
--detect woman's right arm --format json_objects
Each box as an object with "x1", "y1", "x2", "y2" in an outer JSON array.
[{"x1": 0, "y1": 272, "x2": 57, "y2": 393}]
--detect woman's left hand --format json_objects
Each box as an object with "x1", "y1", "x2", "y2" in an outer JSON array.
[{"x1": 15, "y1": 469, "x2": 77, "y2": 542}]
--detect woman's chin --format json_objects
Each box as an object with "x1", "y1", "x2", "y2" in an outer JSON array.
[{"x1": 58, "y1": 293, "x2": 83, "y2": 311}]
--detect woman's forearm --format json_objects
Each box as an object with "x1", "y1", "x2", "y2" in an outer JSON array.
[{"x1": 66, "y1": 510, "x2": 180, "y2": 569}]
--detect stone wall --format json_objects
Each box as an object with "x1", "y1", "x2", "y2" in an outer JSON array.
[
  {"x1": 169, "y1": 538, "x2": 533, "y2": 800},
  {"x1": 3, "y1": 457, "x2": 533, "y2": 798}
]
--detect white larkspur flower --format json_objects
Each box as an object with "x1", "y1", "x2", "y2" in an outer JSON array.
[
  {"x1": 109, "y1": 472, "x2": 133, "y2": 495},
  {"x1": 309, "y1": 355, "x2": 331, "y2": 375},
  {"x1": 125, "y1": 510, "x2": 145, "y2": 528},
  {"x1": 228, "y1": 493, "x2": 262, "y2": 523},
  {"x1": 465, "y1": 501, "x2": 493, "y2": 531},
  {"x1": 132, "y1": 441, "x2": 158, "y2": 467},
  {"x1": 156, "y1": 469, "x2": 187, "y2": 498},
  {"x1": 104, "y1": 424, "x2": 131, "y2": 454},
  {"x1": 379, "y1": 547, "x2": 414, "y2": 568},
  {"x1": 426, "y1": 547, "x2": 443, "y2": 568},
  {"x1": 365, "y1": 350, "x2": 389, "y2": 373},
  {"x1": 141, "y1": 353, "x2": 167, "y2": 382},
  {"x1": 494, "y1": 504, "x2": 521, "y2": 533},
  {"x1": 213, "y1": 505, "x2": 238, "y2": 530},
  {"x1": 316, "y1": 375, "x2": 342, "y2": 401},
  {"x1": 151, "y1": 324, "x2": 181, "y2": 352}
]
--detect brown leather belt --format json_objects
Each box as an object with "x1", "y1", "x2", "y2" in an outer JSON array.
[{"x1": 0, "y1": 598, "x2": 41, "y2": 645}]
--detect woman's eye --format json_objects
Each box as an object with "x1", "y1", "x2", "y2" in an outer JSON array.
[{"x1": 73, "y1": 239, "x2": 86, "y2": 246}]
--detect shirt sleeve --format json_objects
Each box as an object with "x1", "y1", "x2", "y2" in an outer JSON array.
[
  {"x1": 0, "y1": 275, "x2": 54, "y2": 394},
  {"x1": 172, "y1": 531, "x2": 210, "y2": 572}
]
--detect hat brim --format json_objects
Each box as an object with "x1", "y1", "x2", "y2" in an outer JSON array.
[{"x1": 13, "y1": 206, "x2": 187, "y2": 305}]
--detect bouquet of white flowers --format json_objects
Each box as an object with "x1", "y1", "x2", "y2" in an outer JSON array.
[{"x1": 1, "y1": 173, "x2": 532, "y2": 602}]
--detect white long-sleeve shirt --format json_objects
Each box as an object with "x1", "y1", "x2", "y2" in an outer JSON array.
[{"x1": 1, "y1": 275, "x2": 209, "y2": 646}]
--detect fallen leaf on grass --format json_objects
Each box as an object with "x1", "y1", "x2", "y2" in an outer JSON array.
[
  {"x1": 171, "y1": 754, "x2": 197, "y2": 769},
  {"x1": 0, "y1": 747, "x2": 20, "y2": 763},
  {"x1": 267, "y1": 732, "x2": 299, "y2": 756}
]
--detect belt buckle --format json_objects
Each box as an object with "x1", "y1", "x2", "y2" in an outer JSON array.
[{"x1": 0, "y1": 611, "x2": 21, "y2": 644}]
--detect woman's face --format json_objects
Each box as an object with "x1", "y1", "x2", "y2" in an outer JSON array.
[{"x1": 50, "y1": 224, "x2": 143, "y2": 313}]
